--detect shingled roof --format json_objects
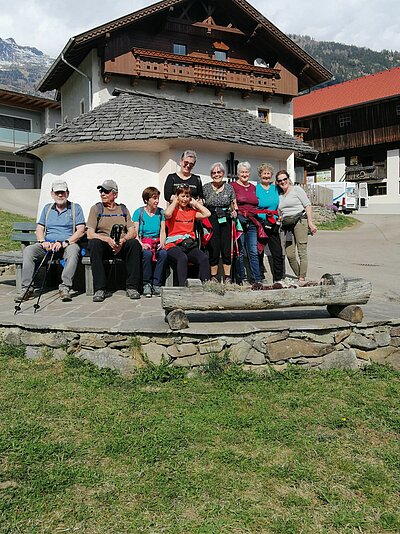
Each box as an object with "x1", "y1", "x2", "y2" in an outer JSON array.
[
  {"x1": 17, "y1": 90, "x2": 317, "y2": 156},
  {"x1": 38, "y1": 0, "x2": 331, "y2": 93}
]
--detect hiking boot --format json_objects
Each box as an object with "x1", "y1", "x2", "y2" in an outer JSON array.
[
  {"x1": 143, "y1": 283, "x2": 152, "y2": 298},
  {"x1": 59, "y1": 287, "x2": 72, "y2": 302},
  {"x1": 127, "y1": 288, "x2": 140, "y2": 300},
  {"x1": 93, "y1": 289, "x2": 105, "y2": 302},
  {"x1": 153, "y1": 286, "x2": 162, "y2": 297},
  {"x1": 14, "y1": 287, "x2": 34, "y2": 303}
]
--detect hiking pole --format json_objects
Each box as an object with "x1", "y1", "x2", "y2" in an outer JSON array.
[
  {"x1": 33, "y1": 249, "x2": 55, "y2": 313},
  {"x1": 14, "y1": 251, "x2": 49, "y2": 314},
  {"x1": 108, "y1": 224, "x2": 124, "y2": 291}
]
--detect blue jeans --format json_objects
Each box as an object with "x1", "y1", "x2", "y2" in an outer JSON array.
[
  {"x1": 236, "y1": 223, "x2": 262, "y2": 283},
  {"x1": 143, "y1": 249, "x2": 168, "y2": 287}
]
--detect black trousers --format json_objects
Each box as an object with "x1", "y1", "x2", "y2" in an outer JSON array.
[
  {"x1": 263, "y1": 229, "x2": 284, "y2": 282},
  {"x1": 89, "y1": 238, "x2": 142, "y2": 292},
  {"x1": 207, "y1": 213, "x2": 232, "y2": 266},
  {"x1": 167, "y1": 246, "x2": 210, "y2": 286}
]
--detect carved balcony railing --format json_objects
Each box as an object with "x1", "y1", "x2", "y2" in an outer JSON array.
[
  {"x1": 104, "y1": 48, "x2": 280, "y2": 93},
  {"x1": 345, "y1": 164, "x2": 386, "y2": 182}
]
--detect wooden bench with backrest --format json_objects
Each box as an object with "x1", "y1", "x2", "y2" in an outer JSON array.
[{"x1": 0, "y1": 222, "x2": 39, "y2": 291}]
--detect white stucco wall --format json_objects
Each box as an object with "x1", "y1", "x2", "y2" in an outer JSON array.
[
  {"x1": 61, "y1": 50, "x2": 293, "y2": 134},
  {"x1": 36, "y1": 145, "x2": 292, "y2": 220},
  {"x1": 365, "y1": 149, "x2": 400, "y2": 213},
  {"x1": 334, "y1": 157, "x2": 346, "y2": 182},
  {"x1": 61, "y1": 50, "x2": 96, "y2": 121}
]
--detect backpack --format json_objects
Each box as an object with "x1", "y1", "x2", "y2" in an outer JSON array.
[
  {"x1": 138, "y1": 206, "x2": 163, "y2": 239},
  {"x1": 95, "y1": 202, "x2": 128, "y2": 230}
]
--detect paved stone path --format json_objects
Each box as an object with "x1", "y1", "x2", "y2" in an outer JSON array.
[{"x1": 1, "y1": 214, "x2": 399, "y2": 334}]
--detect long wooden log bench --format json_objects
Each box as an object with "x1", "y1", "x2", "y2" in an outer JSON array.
[{"x1": 161, "y1": 273, "x2": 372, "y2": 330}]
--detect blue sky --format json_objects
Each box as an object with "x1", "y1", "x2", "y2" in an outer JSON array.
[{"x1": 0, "y1": 0, "x2": 399, "y2": 58}]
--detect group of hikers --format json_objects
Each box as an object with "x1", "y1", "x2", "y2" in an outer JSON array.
[{"x1": 15, "y1": 150, "x2": 317, "y2": 304}]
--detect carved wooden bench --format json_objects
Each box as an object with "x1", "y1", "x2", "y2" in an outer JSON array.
[{"x1": 161, "y1": 273, "x2": 372, "y2": 330}]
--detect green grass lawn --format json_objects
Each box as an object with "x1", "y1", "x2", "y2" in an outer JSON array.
[
  {"x1": 318, "y1": 213, "x2": 359, "y2": 231},
  {"x1": 0, "y1": 210, "x2": 35, "y2": 252},
  {"x1": 0, "y1": 346, "x2": 399, "y2": 533}
]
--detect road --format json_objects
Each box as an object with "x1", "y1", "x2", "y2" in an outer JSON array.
[{"x1": 306, "y1": 214, "x2": 400, "y2": 313}]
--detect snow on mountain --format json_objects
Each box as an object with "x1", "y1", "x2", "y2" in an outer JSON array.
[{"x1": 0, "y1": 37, "x2": 54, "y2": 96}]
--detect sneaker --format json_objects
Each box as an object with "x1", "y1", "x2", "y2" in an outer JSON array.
[
  {"x1": 143, "y1": 284, "x2": 152, "y2": 298},
  {"x1": 210, "y1": 276, "x2": 219, "y2": 283},
  {"x1": 14, "y1": 287, "x2": 34, "y2": 303},
  {"x1": 127, "y1": 288, "x2": 140, "y2": 300},
  {"x1": 93, "y1": 289, "x2": 105, "y2": 302},
  {"x1": 59, "y1": 287, "x2": 72, "y2": 302},
  {"x1": 153, "y1": 286, "x2": 162, "y2": 297},
  {"x1": 224, "y1": 276, "x2": 232, "y2": 284}
]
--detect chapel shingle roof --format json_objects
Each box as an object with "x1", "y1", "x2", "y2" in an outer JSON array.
[
  {"x1": 17, "y1": 90, "x2": 317, "y2": 155},
  {"x1": 294, "y1": 67, "x2": 400, "y2": 119}
]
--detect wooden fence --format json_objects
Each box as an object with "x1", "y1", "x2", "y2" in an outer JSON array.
[{"x1": 300, "y1": 184, "x2": 333, "y2": 206}]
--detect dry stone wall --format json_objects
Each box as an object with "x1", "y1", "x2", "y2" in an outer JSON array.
[{"x1": 1, "y1": 321, "x2": 400, "y2": 376}]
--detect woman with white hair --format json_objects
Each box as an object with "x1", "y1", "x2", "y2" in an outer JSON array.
[
  {"x1": 164, "y1": 150, "x2": 203, "y2": 203},
  {"x1": 232, "y1": 161, "x2": 263, "y2": 285},
  {"x1": 203, "y1": 162, "x2": 237, "y2": 283}
]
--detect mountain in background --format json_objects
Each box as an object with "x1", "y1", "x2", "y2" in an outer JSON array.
[
  {"x1": 0, "y1": 35, "x2": 399, "y2": 98},
  {"x1": 0, "y1": 37, "x2": 54, "y2": 97},
  {"x1": 290, "y1": 34, "x2": 400, "y2": 88}
]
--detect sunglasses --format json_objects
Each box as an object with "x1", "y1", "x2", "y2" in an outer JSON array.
[
  {"x1": 182, "y1": 161, "x2": 195, "y2": 168},
  {"x1": 277, "y1": 178, "x2": 288, "y2": 184},
  {"x1": 99, "y1": 188, "x2": 112, "y2": 194}
]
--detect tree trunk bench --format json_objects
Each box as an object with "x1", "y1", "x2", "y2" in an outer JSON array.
[{"x1": 161, "y1": 273, "x2": 372, "y2": 330}]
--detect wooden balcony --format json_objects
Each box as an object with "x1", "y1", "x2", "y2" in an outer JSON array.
[
  {"x1": 345, "y1": 163, "x2": 386, "y2": 182},
  {"x1": 104, "y1": 48, "x2": 280, "y2": 94}
]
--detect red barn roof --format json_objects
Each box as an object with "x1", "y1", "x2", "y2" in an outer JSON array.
[{"x1": 294, "y1": 67, "x2": 400, "y2": 119}]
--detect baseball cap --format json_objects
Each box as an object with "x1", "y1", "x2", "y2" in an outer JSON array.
[
  {"x1": 97, "y1": 179, "x2": 118, "y2": 192},
  {"x1": 51, "y1": 179, "x2": 68, "y2": 192}
]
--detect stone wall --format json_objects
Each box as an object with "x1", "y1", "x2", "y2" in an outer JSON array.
[
  {"x1": 1, "y1": 321, "x2": 399, "y2": 377},
  {"x1": 312, "y1": 206, "x2": 337, "y2": 225}
]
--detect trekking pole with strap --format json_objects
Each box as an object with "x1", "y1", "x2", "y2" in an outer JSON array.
[
  {"x1": 14, "y1": 251, "x2": 50, "y2": 314},
  {"x1": 33, "y1": 250, "x2": 55, "y2": 313}
]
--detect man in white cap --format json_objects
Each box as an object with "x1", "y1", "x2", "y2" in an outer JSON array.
[
  {"x1": 15, "y1": 180, "x2": 85, "y2": 302},
  {"x1": 86, "y1": 179, "x2": 142, "y2": 302}
]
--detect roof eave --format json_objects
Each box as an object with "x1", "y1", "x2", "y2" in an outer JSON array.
[{"x1": 38, "y1": 0, "x2": 331, "y2": 93}]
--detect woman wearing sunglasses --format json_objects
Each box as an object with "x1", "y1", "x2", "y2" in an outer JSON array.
[
  {"x1": 276, "y1": 170, "x2": 317, "y2": 283},
  {"x1": 164, "y1": 150, "x2": 203, "y2": 203}
]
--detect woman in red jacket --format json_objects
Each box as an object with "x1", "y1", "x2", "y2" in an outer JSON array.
[{"x1": 164, "y1": 185, "x2": 211, "y2": 286}]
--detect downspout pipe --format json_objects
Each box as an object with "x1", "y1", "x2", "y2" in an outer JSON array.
[{"x1": 60, "y1": 53, "x2": 92, "y2": 111}]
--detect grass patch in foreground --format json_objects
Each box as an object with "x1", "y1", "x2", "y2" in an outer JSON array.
[
  {"x1": 0, "y1": 209, "x2": 35, "y2": 252},
  {"x1": 0, "y1": 349, "x2": 399, "y2": 533},
  {"x1": 318, "y1": 213, "x2": 358, "y2": 231}
]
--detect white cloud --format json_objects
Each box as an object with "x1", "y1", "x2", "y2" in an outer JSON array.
[{"x1": 0, "y1": 0, "x2": 399, "y2": 57}]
